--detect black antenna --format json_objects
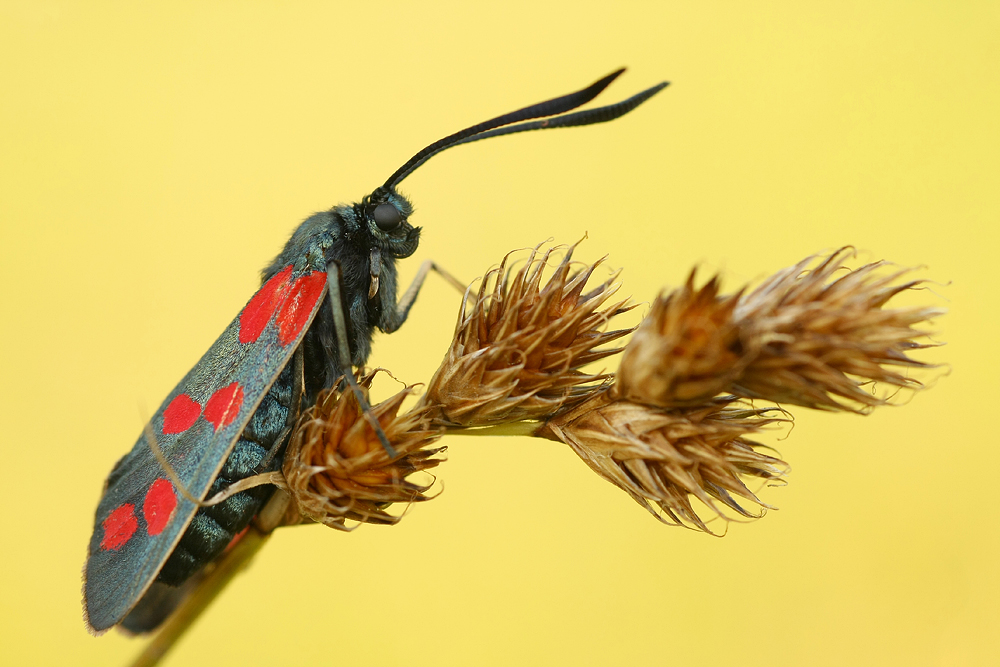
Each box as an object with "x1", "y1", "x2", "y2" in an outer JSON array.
[
  {"x1": 447, "y1": 82, "x2": 669, "y2": 149},
  {"x1": 383, "y1": 69, "x2": 668, "y2": 189}
]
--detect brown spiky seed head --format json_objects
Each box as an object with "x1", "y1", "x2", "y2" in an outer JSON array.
[
  {"x1": 732, "y1": 248, "x2": 944, "y2": 411},
  {"x1": 421, "y1": 241, "x2": 634, "y2": 427},
  {"x1": 616, "y1": 272, "x2": 748, "y2": 407},
  {"x1": 284, "y1": 375, "x2": 445, "y2": 530},
  {"x1": 615, "y1": 249, "x2": 943, "y2": 412},
  {"x1": 540, "y1": 391, "x2": 788, "y2": 534}
]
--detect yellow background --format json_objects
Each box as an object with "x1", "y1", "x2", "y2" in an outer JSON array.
[{"x1": 2, "y1": 2, "x2": 997, "y2": 665}]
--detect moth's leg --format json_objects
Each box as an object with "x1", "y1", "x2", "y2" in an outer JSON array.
[
  {"x1": 290, "y1": 342, "x2": 305, "y2": 421},
  {"x1": 326, "y1": 260, "x2": 398, "y2": 457},
  {"x1": 250, "y1": 351, "x2": 305, "y2": 530},
  {"x1": 382, "y1": 260, "x2": 466, "y2": 333},
  {"x1": 257, "y1": 345, "x2": 305, "y2": 472},
  {"x1": 143, "y1": 416, "x2": 205, "y2": 506}
]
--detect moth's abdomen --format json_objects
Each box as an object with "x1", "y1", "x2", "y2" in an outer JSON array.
[{"x1": 156, "y1": 364, "x2": 293, "y2": 586}]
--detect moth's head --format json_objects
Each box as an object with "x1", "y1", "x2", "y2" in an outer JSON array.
[{"x1": 361, "y1": 186, "x2": 420, "y2": 259}]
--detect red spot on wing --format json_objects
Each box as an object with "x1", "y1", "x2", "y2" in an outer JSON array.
[
  {"x1": 101, "y1": 504, "x2": 137, "y2": 551},
  {"x1": 162, "y1": 394, "x2": 201, "y2": 434},
  {"x1": 143, "y1": 479, "x2": 177, "y2": 536},
  {"x1": 203, "y1": 383, "x2": 245, "y2": 431},
  {"x1": 239, "y1": 266, "x2": 294, "y2": 344},
  {"x1": 277, "y1": 272, "x2": 327, "y2": 346}
]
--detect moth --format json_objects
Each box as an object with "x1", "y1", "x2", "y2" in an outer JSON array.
[{"x1": 83, "y1": 69, "x2": 668, "y2": 634}]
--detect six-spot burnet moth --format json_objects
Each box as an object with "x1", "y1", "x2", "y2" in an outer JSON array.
[{"x1": 83, "y1": 68, "x2": 669, "y2": 634}]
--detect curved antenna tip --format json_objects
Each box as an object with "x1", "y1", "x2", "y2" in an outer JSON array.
[
  {"x1": 383, "y1": 68, "x2": 666, "y2": 189},
  {"x1": 598, "y1": 68, "x2": 627, "y2": 86}
]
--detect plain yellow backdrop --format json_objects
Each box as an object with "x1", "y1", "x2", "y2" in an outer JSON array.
[{"x1": 1, "y1": 2, "x2": 997, "y2": 666}]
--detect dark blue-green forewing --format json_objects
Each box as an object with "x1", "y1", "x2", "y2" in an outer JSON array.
[{"x1": 84, "y1": 262, "x2": 327, "y2": 632}]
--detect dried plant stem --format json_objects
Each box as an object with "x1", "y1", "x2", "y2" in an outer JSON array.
[
  {"x1": 447, "y1": 422, "x2": 544, "y2": 437},
  {"x1": 127, "y1": 493, "x2": 288, "y2": 667}
]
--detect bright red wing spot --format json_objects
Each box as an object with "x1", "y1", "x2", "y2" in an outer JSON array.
[
  {"x1": 162, "y1": 394, "x2": 201, "y2": 434},
  {"x1": 239, "y1": 266, "x2": 294, "y2": 344},
  {"x1": 277, "y1": 272, "x2": 327, "y2": 346},
  {"x1": 101, "y1": 504, "x2": 137, "y2": 551},
  {"x1": 143, "y1": 478, "x2": 177, "y2": 536},
  {"x1": 203, "y1": 383, "x2": 245, "y2": 431}
]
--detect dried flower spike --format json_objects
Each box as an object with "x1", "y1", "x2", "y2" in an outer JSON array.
[
  {"x1": 421, "y1": 241, "x2": 633, "y2": 427},
  {"x1": 732, "y1": 248, "x2": 944, "y2": 410},
  {"x1": 540, "y1": 391, "x2": 788, "y2": 534},
  {"x1": 616, "y1": 248, "x2": 943, "y2": 412},
  {"x1": 616, "y1": 272, "x2": 748, "y2": 407},
  {"x1": 284, "y1": 373, "x2": 445, "y2": 530}
]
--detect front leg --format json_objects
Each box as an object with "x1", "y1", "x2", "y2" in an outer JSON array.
[{"x1": 382, "y1": 260, "x2": 466, "y2": 333}]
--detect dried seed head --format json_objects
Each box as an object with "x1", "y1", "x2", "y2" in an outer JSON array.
[
  {"x1": 732, "y1": 248, "x2": 944, "y2": 411},
  {"x1": 615, "y1": 249, "x2": 943, "y2": 412},
  {"x1": 541, "y1": 391, "x2": 788, "y2": 534},
  {"x1": 421, "y1": 241, "x2": 634, "y2": 427},
  {"x1": 284, "y1": 374, "x2": 445, "y2": 530},
  {"x1": 616, "y1": 272, "x2": 748, "y2": 407}
]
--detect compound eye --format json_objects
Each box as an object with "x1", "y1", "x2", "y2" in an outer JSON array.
[{"x1": 373, "y1": 203, "x2": 402, "y2": 231}]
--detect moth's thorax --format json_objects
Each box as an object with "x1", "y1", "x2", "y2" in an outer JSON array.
[{"x1": 262, "y1": 211, "x2": 340, "y2": 281}]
